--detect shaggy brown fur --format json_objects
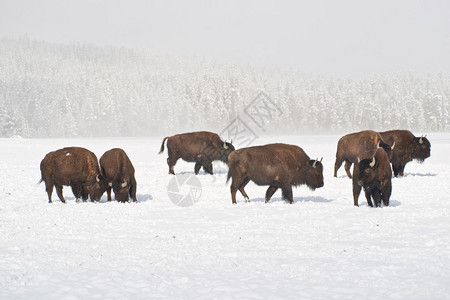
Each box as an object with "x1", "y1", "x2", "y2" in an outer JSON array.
[
  {"x1": 334, "y1": 130, "x2": 393, "y2": 178},
  {"x1": 352, "y1": 147, "x2": 392, "y2": 207},
  {"x1": 227, "y1": 143, "x2": 324, "y2": 204},
  {"x1": 99, "y1": 148, "x2": 137, "y2": 203},
  {"x1": 379, "y1": 130, "x2": 431, "y2": 177},
  {"x1": 159, "y1": 131, "x2": 234, "y2": 175},
  {"x1": 39, "y1": 147, "x2": 102, "y2": 203}
]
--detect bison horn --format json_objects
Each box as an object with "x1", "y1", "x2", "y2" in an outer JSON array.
[
  {"x1": 357, "y1": 157, "x2": 361, "y2": 163},
  {"x1": 313, "y1": 158, "x2": 318, "y2": 168},
  {"x1": 369, "y1": 157, "x2": 376, "y2": 167},
  {"x1": 121, "y1": 180, "x2": 127, "y2": 188},
  {"x1": 391, "y1": 141, "x2": 395, "y2": 150},
  {"x1": 320, "y1": 157, "x2": 323, "y2": 163},
  {"x1": 419, "y1": 136, "x2": 423, "y2": 144},
  {"x1": 224, "y1": 142, "x2": 228, "y2": 150},
  {"x1": 96, "y1": 175, "x2": 100, "y2": 182},
  {"x1": 108, "y1": 182, "x2": 112, "y2": 187},
  {"x1": 376, "y1": 141, "x2": 380, "y2": 149}
]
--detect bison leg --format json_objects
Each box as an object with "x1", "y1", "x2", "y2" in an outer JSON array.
[
  {"x1": 371, "y1": 190, "x2": 382, "y2": 207},
  {"x1": 230, "y1": 176, "x2": 245, "y2": 204},
  {"x1": 281, "y1": 185, "x2": 293, "y2": 204},
  {"x1": 352, "y1": 182, "x2": 362, "y2": 207},
  {"x1": 238, "y1": 178, "x2": 250, "y2": 202},
  {"x1": 71, "y1": 184, "x2": 83, "y2": 202},
  {"x1": 43, "y1": 180, "x2": 54, "y2": 203},
  {"x1": 202, "y1": 160, "x2": 213, "y2": 175},
  {"x1": 334, "y1": 155, "x2": 345, "y2": 177},
  {"x1": 398, "y1": 164, "x2": 406, "y2": 177},
  {"x1": 194, "y1": 162, "x2": 202, "y2": 175},
  {"x1": 344, "y1": 160, "x2": 353, "y2": 179},
  {"x1": 129, "y1": 182, "x2": 137, "y2": 203},
  {"x1": 81, "y1": 186, "x2": 89, "y2": 202},
  {"x1": 265, "y1": 185, "x2": 278, "y2": 203},
  {"x1": 230, "y1": 185, "x2": 238, "y2": 204},
  {"x1": 55, "y1": 184, "x2": 66, "y2": 203},
  {"x1": 382, "y1": 183, "x2": 391, "y2": 207},
  {"x1": 392, "y1": 164, "x2": 401, "y2": 177},
  {"x1": 107, "y1": 186, "x2": 112, "y2": 201},
  {"x1": 363, "y1": 189, "x2": 374, "y2": 207}
]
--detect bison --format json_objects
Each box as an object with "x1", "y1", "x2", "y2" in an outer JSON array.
[
  {"x1": 334, "y1": 130, "x2": 394, "y2": 178},
  {"x1": 379, "y1": 130, "x2": 431, "y2": 177},
  {"x1": 39, "y1": 147, "x2": 105, "y2": 203},
  {"x1": 226, "y1": 143, "x2": 324, "y2": 204},
  {"x1": 352, "y1": 147, "x2": 392, "y2": 207},
  {"x1": 159, "y1": 131, "x2": 235, "y2": 175},
  {"x1": 99, "y1": 148, "x2": 137, "y2": 203}
]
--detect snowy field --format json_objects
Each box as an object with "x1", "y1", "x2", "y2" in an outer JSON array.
[{"x1": 1, "y1": 133, "x2": 449, "y2": 300}]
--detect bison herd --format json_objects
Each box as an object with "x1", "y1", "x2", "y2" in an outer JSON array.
[{"x1": 40, "y1": 129, "x2": 431, "y2": 207}]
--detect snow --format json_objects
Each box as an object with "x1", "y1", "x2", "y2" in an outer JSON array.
[{"x1": 1, "y1": 134, "x2": 449, "y2": 299}]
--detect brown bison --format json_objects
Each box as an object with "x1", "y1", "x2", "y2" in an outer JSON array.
[
  {"x1": 39, "y1": 147, "x2": 105, "y2": 203},
  {"x1": 334, "y1": 130, "x2": 394, "y2": 178},
  {"x1": 226, "y1": 143, "x2": 324, "y2": 204},
  {"x1": 379, "y1": 130, "x2": 431, "y2": 177},
  {"x1": 99, "y1": 148, "x2": 137, "y2": 203},
  {"x1": 159, "y1": 131, "x2": 235, "y2": 175},
  {"x1": 352, "y1": 147, "x2": 392, "y2": 207}
]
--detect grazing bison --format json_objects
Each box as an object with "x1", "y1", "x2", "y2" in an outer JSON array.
[
  {"x1": 352, "y1": 147, "x2": 392, "y2": 207},
  {"x1": 379, "y1": 130, "x2": 431, "y2": 177},
  {"x1": 39, "y1": 147, "x2": 104, "y2": 203},
  {"x1": 99, "y1": 148, "x2": 137, "y2": 203},
  {"x1": 159, "y1": 131, "x2": 235, "y2": 175},
  {"x1": 226, "y1": 143, "x2": 324, "y2": 204},
  {"x1": 334, "y1": 130, "x2": 393, "y2": 178}
]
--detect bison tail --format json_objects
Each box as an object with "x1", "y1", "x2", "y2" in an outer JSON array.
[
  {"x1": 226, "y1": 169, "x2": 232, "y2": 184},
  {"x1": 159, "y1": 137, "x2": 169, "y2": 154}
]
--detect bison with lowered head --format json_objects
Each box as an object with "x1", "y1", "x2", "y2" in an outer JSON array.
[
  {"x1": 99, "y1": 148, "x2": 137, "y2": 203},
  {"x1": 379, "y1": 130, "x2": 431, "y2": 177},
  {"x1": 227, "y1": 143, "x2": 324, "y2": 204},
  {"x1": 39, "y1": 147, "x2": 105, "y2": 203},
  {"x1": 352, "y1": 147, "x2": 392, "y2": 207},
  {"x1": 334, "y1": 130, "x2": 394, "y2": 178},
  {"x1": 159, "y1": 131, "x2": 235, "y2": 175}
]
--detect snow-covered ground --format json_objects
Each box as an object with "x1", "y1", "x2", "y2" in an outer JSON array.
[{"x1": 1, "y1": 134, "x2": 449, "y2": 299}]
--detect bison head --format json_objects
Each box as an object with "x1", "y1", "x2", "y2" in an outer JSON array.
[
  {"x1": 304, "y1": 158, "x2": 324, "y2": 190},
  {"x1": 88, "y1": 174, "x2": 109, "y2": 202},
  {"x1": 356, "y1": 156, "x2": 378, "y2": 188},
  {"x1": 412, "y1": 136, "x2": 431, "y2": 162},
  {"x1": 113, "y1": 179, "x2": 130, "y2": 202},
  {"x1": 219, "y1": 141, "x2": 235, "y2": 162}
]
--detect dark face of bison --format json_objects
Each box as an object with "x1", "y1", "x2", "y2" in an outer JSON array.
[
  {"x1": 356, "y1": 157, "x2": 378, "y2": 188},
  {"x1": 413, "y1": 136, "x2": 431, "y2": 162},
  {"x1": 113, "y1": 179, "x2": 130, "y2": 202},
  {"x1": 219, "y1": 142, "x2": 235, "y2": 162},
  {"x1": 304, "y1": 159, "x2": 324, "y2": 190},
  {"x1": 88, "y1": 174, "x2": 109, "y2": 202}
]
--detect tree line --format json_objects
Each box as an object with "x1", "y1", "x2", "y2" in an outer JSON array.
[{"x1": 0, "y1": 37, "x2": 448, "y2": 138}]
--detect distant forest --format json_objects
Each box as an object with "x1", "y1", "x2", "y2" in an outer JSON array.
[{"x1": 0, "y1": 37, "x2": 448, "y2": 138}]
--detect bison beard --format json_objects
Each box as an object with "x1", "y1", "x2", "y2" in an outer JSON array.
[
  {"x1": 226, "y1": 143, "x2": 324, "y2": 204},
  {"x1": 352, "y1": 148, "x2": 392, "y2": 207}
]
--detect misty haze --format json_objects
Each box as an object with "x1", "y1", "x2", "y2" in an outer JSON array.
[{"x1": 1, "y1": 1, "x2": 450, "y2": 300}]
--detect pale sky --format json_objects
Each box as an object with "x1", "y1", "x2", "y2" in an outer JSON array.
[{"x1": 1, "y1": 0, "x2": 449, "y2": 76}]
